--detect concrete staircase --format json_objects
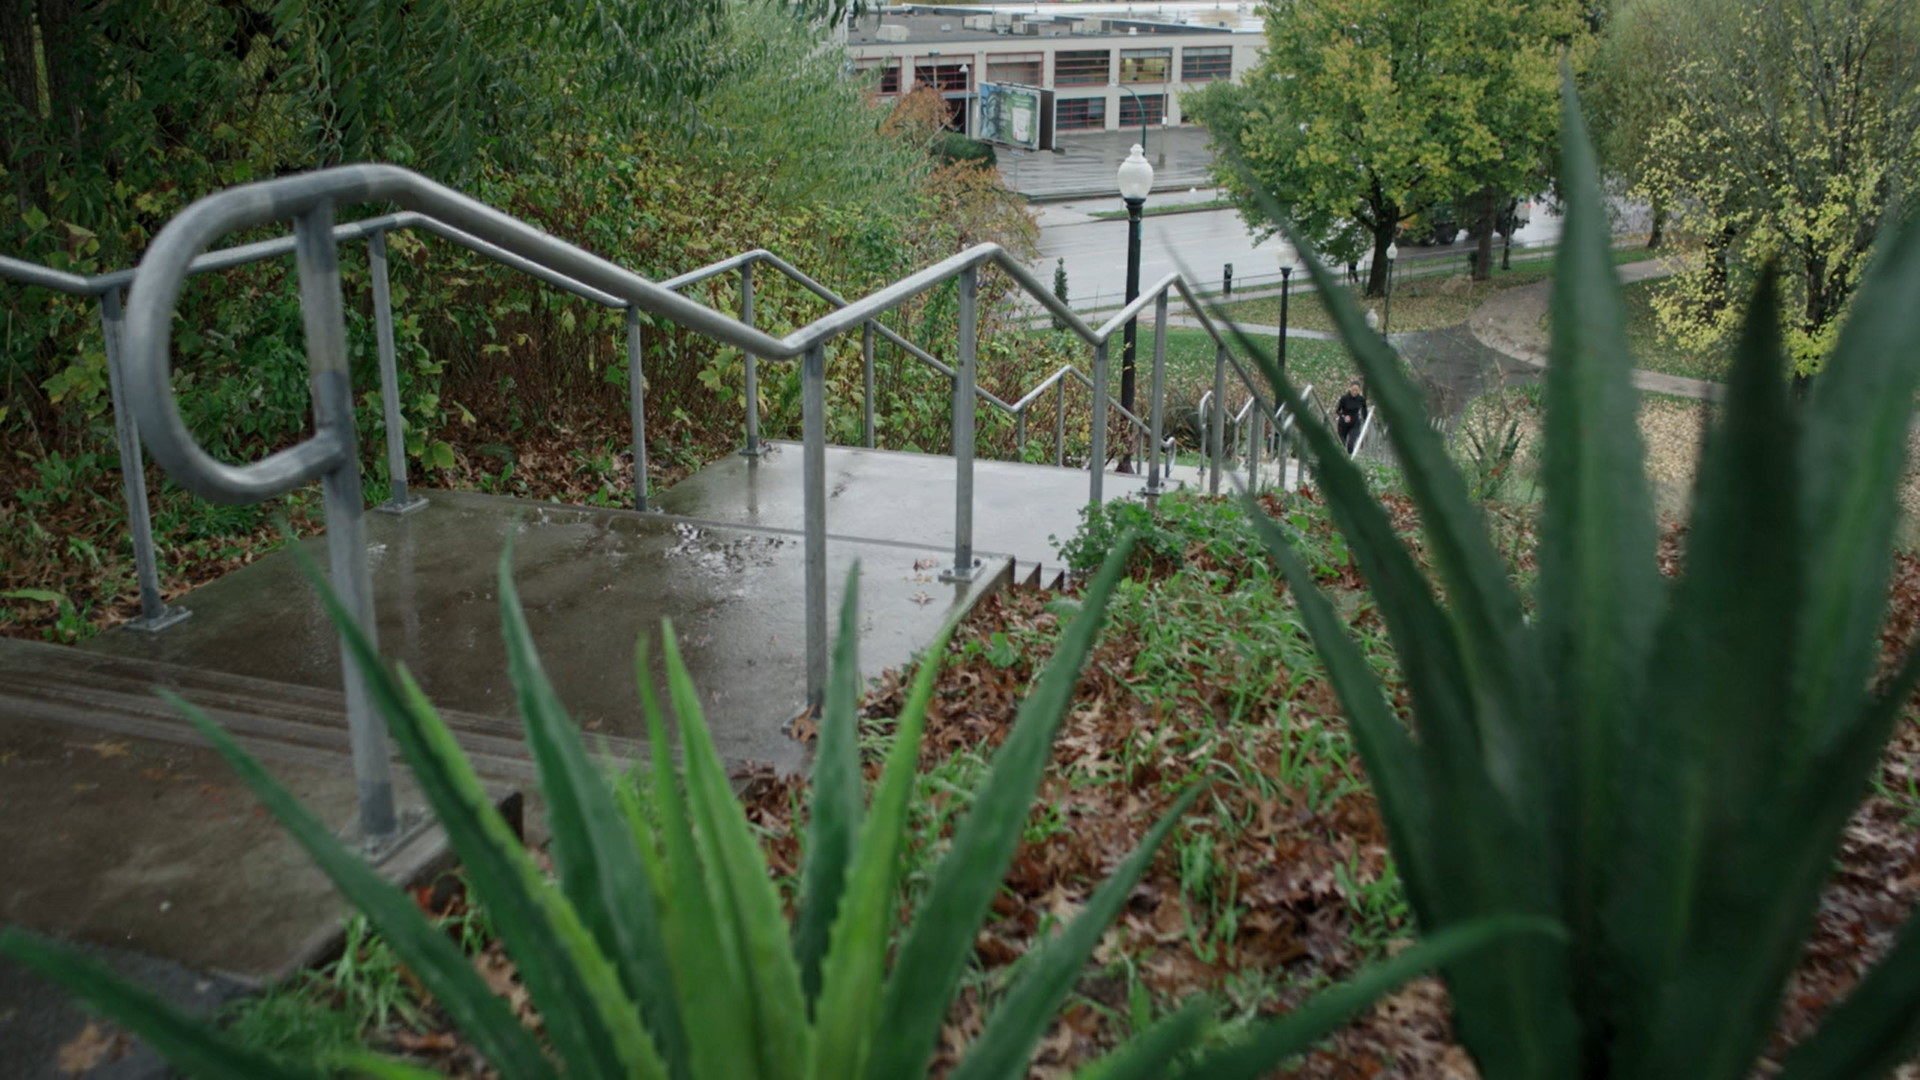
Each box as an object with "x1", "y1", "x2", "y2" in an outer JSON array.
[{"x1": 0, "y1": 439, "x2": 1161, "y2": 1074}]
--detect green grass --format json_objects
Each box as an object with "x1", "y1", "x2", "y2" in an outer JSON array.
[
  {"x1": 1086, "y1": 198, "x2": 1240, "y2": 221},
  {"x1": 1116, "y1": 328, "x2": 1359, "y2": 418},
  {"x1": 1209, "y1": 245, "x2": 1655, "y2": 335}
]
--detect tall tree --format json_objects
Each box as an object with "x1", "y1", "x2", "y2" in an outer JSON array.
[
  {"x1": 1592, "y1": 0, "x2": 1920, "y2": 378},
  {"x1": 1184, "y1": 0, "x2": 1574, "y2": 296}
]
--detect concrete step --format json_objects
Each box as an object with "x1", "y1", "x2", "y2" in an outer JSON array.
[
  {"x1": 654, "y1": 441, "x2": 1155, "y2": 568},
  {"x1": 0, "y1": 637, "x2": 592, "y2": 784},
  {"x1": 1012, "y1": 561, "x2": 1070, "y2": 592},
  {"x1": 80, "y1": 490, "x2": 1006, "y2": 779}
]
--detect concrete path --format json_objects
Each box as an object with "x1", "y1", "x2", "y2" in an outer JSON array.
[{"x1": 1467, "y1": 258, "x2": 1721, "y2": 401}]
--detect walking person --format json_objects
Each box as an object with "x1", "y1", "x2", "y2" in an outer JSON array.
[{"x1": 1336, "y1": 380, "x2": 1369, "y2": 454}]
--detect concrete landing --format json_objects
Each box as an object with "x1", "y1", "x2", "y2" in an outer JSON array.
[
  {"x1": 654, "y1": 441, "x2": 1154, "y2": 570},
  {"x1": 84, "y1": 490, "x2": 1006, "y2": 777},
  {"x1": 0, "y1": 715, "x2": 478, "y2": 986}
]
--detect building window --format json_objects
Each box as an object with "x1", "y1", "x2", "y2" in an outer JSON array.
[
  {"x1": 856, "y1": 57, "x2": 902, "y2": 95},
  {"x1": 1054, "y1": 49, "x2": 1111, "y2": 86},
  {"x1": 1056, "y1": 96, "x2": 1107, "y2": 131},
  {"x1": 1181, "y1": 46, "x2": 1232, "y2": 83},
  {"x1": 1119, "y1": 48, "x2": 1172, "y2": 84},
  {"x1": 1118, "y1": 93, "x2": 1165, "y2": 127},
  {"x1": 914, "y1": 59, "x2": 971, "y2": 92},
  {"x1": 986, "y1": 52, "x2": 1043, "y2": 86}
]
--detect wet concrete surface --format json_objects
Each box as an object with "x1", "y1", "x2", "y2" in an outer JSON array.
[
  {"x1": 0, "y1": 712, "x2": 496, "y2": 1074},
  {"x1": 0, "y1": 715, "x2": 460, "y2": 986},
  {"x1": 1390, "y1": 326, "x2": 1542, "y2": 431},
  {"x1": 654, "y1": 441, "x2": 1155, "y2": 568},
  {"x1": 84, "y1": 490, "x2": 1006, "y2": 777}
]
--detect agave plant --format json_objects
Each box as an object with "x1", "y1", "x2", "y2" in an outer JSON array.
[
  {"x1": 1219, "y1": 82, "x2": 1920, "y2": 1078},
  {"x1": 1, "y1": 528, "x2": 1535, "y2": 1077}
]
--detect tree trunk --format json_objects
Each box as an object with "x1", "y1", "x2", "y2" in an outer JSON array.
[
  {"x1": 1366, "y1": 224, "x2": 1394, "y2": 297},
  {"x1": 1, "y1": 0, "x2": 43, "y2": 213},
  {"x1": 1702, "y1": 223, "x2": 1738, "y2": 317},
  {"x1": 1647, "y1": 199, "x2": 1666, "y2": 250},
  {"x1": 1473, "y1": 187, "x2": 1496, "y2": 282}
]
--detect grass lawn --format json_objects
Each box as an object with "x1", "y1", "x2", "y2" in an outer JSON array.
[{"x1": 1207, "y1": 245, "x2": 1656, "y2": 335}]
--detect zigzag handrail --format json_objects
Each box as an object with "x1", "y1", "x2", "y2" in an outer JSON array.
[{"x1": 5, "y1": 163, "x2": 1288, "y2": 849}]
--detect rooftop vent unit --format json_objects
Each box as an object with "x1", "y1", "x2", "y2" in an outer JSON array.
[
  {"x1": 962, "y1": 14, "x2": 991, "y2": 29},
  {"x1": 875, "y1": 21, "x2": 909, "y2": 41},
  {"x1": 939, "y1": 22, "x2": 952, "y2": 31},
  {"x1": 1071, "y1": 18, "x2": 1108, "y2": 34}
]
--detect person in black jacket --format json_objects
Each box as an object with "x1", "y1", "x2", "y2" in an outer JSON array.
[{"x1": 1336, "y1": 380, "x2": 1368, "y2": 453}]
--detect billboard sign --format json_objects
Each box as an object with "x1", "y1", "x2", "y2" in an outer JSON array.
[{"x1": 978, "y1": 82, "x2": 1045, "y2": 151}]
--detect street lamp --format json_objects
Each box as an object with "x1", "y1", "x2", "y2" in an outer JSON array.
[
  {"x1": 1278, "y1": 263, "x2": 1294, "y2": 380},
  {"x1": 1117, "y1": 143, "x2": 1154, "y2": 435},
  {"x1": 958, "y1": 63, "x2": 971, "y2": 136},
  {"x1": 1383, "y1": 241, "x2": 1398, "y2": 338}
]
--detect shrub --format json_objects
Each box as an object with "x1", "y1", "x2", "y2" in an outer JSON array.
[
  {"x1": 932, "y1": 132, "x2": 998, "y2": 169},
  {"x1": 1223, "y1": 82, "x2": 1920, "y2": 1078}
]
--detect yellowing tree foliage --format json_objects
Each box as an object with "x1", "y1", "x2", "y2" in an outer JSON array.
[{"x1": 1594, "y1": 0, "x2": 1920, "y2": 378}]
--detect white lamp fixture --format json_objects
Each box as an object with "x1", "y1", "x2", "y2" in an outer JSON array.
[
  {"x1": 1366, "y1": 309, "x2": 1381, "y2": 332},
  {"x1": 1116, "y1": 144, "x2": 1154, "y2": 201},
  {"x1": 1386, "y1": 241, "x2": 1399, "y2": 262}
]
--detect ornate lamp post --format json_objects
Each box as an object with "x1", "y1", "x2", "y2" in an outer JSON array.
[{"x1": 1116, "y1": 143, "x2": 1154, "y2": 428}]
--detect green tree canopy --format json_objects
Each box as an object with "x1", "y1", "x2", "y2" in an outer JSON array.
[{"x1": 1184, "y1": 0, "x2": 1577, "y2": 296}]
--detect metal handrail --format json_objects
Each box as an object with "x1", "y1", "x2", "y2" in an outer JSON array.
[{"x1": 10, "y1": 163, "x2": 1270, "y2": 848}]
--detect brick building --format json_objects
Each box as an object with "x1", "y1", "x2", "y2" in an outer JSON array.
[{"x1": 843, "y1": 5, "x2": 1260, "y2": 137}]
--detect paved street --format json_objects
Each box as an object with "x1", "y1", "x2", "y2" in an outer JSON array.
[{"x1": 1033, "y1": 203, "x2": 1574, "y2": 313}]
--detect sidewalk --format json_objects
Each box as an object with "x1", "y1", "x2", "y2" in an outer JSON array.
[
  {"x1": 1000, "y1": 126, "x2": 1217, "y2": 201},
  {"x1": 1466, "y1": 259, "x2": 1722, "y2": 401}
]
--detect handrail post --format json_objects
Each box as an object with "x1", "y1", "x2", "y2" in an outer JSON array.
[
  {"x1": 1209, "y1": 343, "x2": 1226, "y2": 495},
  {"x1": 297, "y1": 202, "x2": 398, "y2": 852},
  {"x1": 862, "y1": 320, "x2": 877, "y2": 448},
  {"x1": 1089, "y1": 341, "x2": 1109, "y2": 503},
  {"x1": 100, "y1": 288, "x2": 188, "y2": 632},
  {"x1": 1248, "y1": 403, "x2": 1265, "y2": 494},
  {"x1": 802, "y1": 342, "x2": 829, "y2": 707},
  {"x1": 370, "y1": 232, "x2": 425, "y2": 515},
  {"x1": 1016, "y1": 407, "x2": 1027, "y2": 459},
  {"x1": 1146, "y1": 293, "x2": 1168, "y2": 496},
  {"x1": 626, "y1": 305, "x2": 650, "y2": 510},
  {"x1": 740, "y1": 261, "x2": 762, "y2": 458},
  {"x1": 1054, "y1": 381, "x2": 1066, "y2": 467},
  {"x1": 941, "y1": 267, "x2": 979, "y2": 583}
]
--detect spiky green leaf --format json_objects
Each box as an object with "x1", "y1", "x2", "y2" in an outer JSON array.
[
  {"x1": 497, "y1": 541, "x2": 683, "y2": 1077},
  {"x1": 634, "y1": 639, "x2": 760, "y2": 1080},
  {"x1": 864, "y1": 532, "x2": 1135, "y2": 1079},
  {"x1": 809, "y1": 618, "x2": 955, "y2": 1080},
  {"x1": 1173, "y1": 918, "x2": 1565, "y2": 1080},
  {"x1": 663, "y1": 628, "x2": 812, "y2": 1079},
  {"x1": 794, "y1": 566, "x2": 868, "y2": 1008},
  {"x1": 0, "y1": 930, "x2": 321, "y2": 1080},
  {"x1": 303, "y1": 556, "x2": 655, "y2": 1080},
  {"x1": 951, "y1": 787, "x2": 1203, "y2": 1080}
]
